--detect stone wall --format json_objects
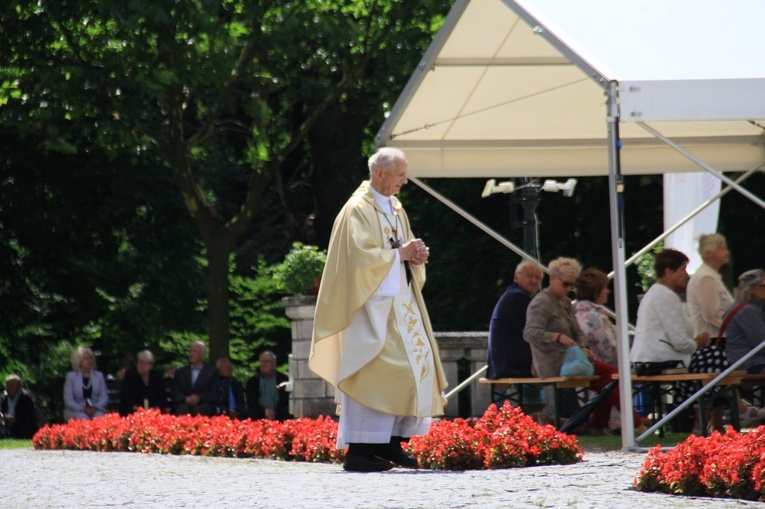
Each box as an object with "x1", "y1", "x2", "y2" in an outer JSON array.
[
  {"x1": 283, "y1": 296, "x2": 336, "y2": 419},
  {"x1": 284, "y1": 297, "x2": 491, "y2": 419}
]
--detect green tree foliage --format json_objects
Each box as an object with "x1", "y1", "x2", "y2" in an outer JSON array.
[
  {"x1": 0, "y1": 0, "x2": 452, "y2": 420},
  {"x1": 227, "y1": 258, "x2": 290, "y2": 382},
  {"x1": 0, "y1": 128, "x2": 205, "y2": 421},
  {"x1": 0, "y1": 0, "x2": 451, "y2": 363}
]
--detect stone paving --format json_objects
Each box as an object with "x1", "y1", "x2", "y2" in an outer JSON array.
[{"x1": 2, "y1": 447, "x2": 762, "y2": 508}]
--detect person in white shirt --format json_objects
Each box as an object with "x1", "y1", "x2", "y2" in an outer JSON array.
[{"x1": 631, "y1": 249, "x2": 710, "y2": 366}]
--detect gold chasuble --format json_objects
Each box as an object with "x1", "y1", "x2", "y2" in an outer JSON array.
[{"x1": 309, "y1": 182, "x2": 448, "y2": 417}]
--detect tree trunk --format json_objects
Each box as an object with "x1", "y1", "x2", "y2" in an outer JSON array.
[
  {"x1": 309, "y1": 101, "x2": 367, "y2": 248},
  {"x1": 205, "y1": 235, "x2": 232, "y2": 363}
]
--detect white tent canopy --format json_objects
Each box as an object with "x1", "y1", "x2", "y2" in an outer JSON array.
[
  {"x1": 376, "y1": 0, "x2": 765, "y2": 449},
  {"x1": 376, "y1": 0, "x2": 765, "y2": 178}
]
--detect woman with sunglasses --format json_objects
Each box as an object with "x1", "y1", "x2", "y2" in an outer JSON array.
[{"x1": 524, "y1": 257, "x2": 644, "y2": 435}]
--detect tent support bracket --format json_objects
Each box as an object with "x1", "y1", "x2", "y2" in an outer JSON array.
[
  {"x1": 637, "y1": 122, "x2": 765, "y2": 211},
  {"x1": 408, "y1": 176, "x2": 539, "y2": 265},
  {"x1": 609, "y1": 162, "x2": 765, "y2": 280}
]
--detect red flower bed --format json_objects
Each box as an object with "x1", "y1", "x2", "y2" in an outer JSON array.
[
  {"x1": 32, "y1": 402, "x2": 583, "y2": 470},
  {"x1": 635, "y1": 426, "x2": 765, "y2": 501},
  {"x1": 32, "y1": 409, "x2": 343, "y2": 462},
  {"x1": 407, "y1": 402, "x2": 582, "y2": 470}
]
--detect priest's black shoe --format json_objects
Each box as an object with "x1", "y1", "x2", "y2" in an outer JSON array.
[
  {"x1": 379, "y1": 436, "x2": 418, "y2": 469},
  {"x1": 343, "y1": 452, "x2": 394, "y2": 472},
  {"x1": 377, "y1": 448, "x2": 418, "y2": 469}
]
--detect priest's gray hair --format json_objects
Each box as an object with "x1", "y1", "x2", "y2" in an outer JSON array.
[{"x1": 368, "y1": 147, "x2": 406, "y2": 176}]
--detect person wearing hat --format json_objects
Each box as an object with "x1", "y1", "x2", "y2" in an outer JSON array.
[{"x1": 723, "y1": 269, "x2": 765, "y2": 374}]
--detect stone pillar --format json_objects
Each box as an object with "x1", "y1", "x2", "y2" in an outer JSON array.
[
  {"x1": 435, "y1": 332, "x2": 491, "y2": 417},
  {"x1": 283, "y1": 296, "x2": 336, "y2": 418}
]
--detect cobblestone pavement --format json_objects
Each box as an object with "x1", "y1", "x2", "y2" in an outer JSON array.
[{"x1": 3, "y1": 448, "x2": 762, "y2": 508}]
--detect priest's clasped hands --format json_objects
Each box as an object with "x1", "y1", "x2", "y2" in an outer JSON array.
[{"x1": 399, "y1": 238, "x2": 429, "y2": 265}]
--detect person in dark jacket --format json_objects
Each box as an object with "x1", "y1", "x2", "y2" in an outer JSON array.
[
  {"x1": 119, "y1": 350, "x2": 166, "y2": 416},
  {"x1": 172, "y1": 341, "x2": 220, "y2": 416},
  {"x1": 724, "y1": 269, "x2": 765, "y2": 374},
  {"x1": 1, "y1": 374, "x2": 40, "y2": 439},
  {"x1": 216, "y1": 357, "x2": 246, "y2": 419},
  {"x1": 245, "y1": 351, "x2": 290, "y2": 421},
  {"x1": 486, "y1": 260, "x2": 543, "y2": 379}
]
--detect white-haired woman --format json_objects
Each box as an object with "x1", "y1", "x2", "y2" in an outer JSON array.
[
  {"x1": 686, "y1": 237, "x2": 765, "y2": 428},
  {"x1": 686, "y1": 233, "x2": 733, "y2": 339},
  {"x1": 63, "y1": 346, "x2": 109, "y2": 421},
  {"x1": 524, "y1": 257, "x2": 643, "y2": 434}
]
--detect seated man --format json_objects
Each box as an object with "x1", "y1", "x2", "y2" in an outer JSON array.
[
  {"x1": 487, "y1": 260, "x2": 544, "y2": 379},
  {"x1": 245, "y1": 351, "x2": 290, "y2": 421},
  {"x1": 172, "y1": 341, "x2": 220, "y2": 416},
  {"x1": 1, "y1": 374, "x2": 40, "y2": 439},
  {"x1": 216, "y1": 357, "x2": 246, "y2": 419}
]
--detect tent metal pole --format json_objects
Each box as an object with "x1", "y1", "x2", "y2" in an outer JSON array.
[
  {"x1": 606, "y1": 82, "x2": 636, "y2": 450},
  {"x1": 607, "y1": 163, "x2": 763, "y2": 279},
  {"x1": 637, "y1": 122, "x2": 765, "y2": 211},
  {"x1": 444, "y1": 365, "x2": 488, "y2": 401}
]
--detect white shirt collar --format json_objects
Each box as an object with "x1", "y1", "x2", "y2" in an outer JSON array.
[{"x1": 368, "y1": 182, "x2": 394, "y2": 214}]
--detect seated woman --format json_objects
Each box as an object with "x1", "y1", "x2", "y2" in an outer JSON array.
[
  {"x1": 630, "y1": 249, "x2": 762, "y2": 431},
  {"x1": 574, "y1": 269, "x2": 617, "y2": 367},
  {"x1": 686, "y1": 233, "x2": 733, "y2": 341},
  {"x1": 524, "y1": 257, "x2": 644, "y2": 435},
  {"x1": 724, "y1": 269, "x2": 765, "y2": 375},
  {"x1": 631, "y1": 249, "x2": 709, "y2": 368},
  {"x1": 119, "y1": 350, "x2": 166, "y2": 416},
  {"x1": 63, "y1": 346, "x2": 109, "y2": 421}
]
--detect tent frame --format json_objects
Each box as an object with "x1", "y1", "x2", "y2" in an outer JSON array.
[{"x1": 377, "y1": 0, "x2": 765, "y2": 450}]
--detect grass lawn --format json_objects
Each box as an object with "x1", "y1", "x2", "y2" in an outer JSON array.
[
  {"x1": 577, "y1": 431, "x2": 691, "y2": 451},
  {"x1": 0, "y1": 439, "x2": 33, "y2": 450}
]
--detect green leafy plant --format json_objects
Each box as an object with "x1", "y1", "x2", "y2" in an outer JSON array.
[
  {"x1": 635, "y1": 242, "x2": 663, "y2": 293},
  {"x1": 273, "y1": 242, "x2": 327, "y2": 296}
]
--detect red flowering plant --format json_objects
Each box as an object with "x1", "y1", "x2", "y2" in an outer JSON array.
[
  {"x1": 407, "y1": 401, "x2": 583, "y2": 470},
  {"x1": 408, "y1": 417, "x2": 485, "y2": 470},
  {"x1": 33, "y1": 403, "x2": 581, "y2": 471},
  {"x1": 33, "y1": 409, "x2": 343, "y2": 463},
  {"x1": 635, "y1": 426, "x2": 765, "y2": 501}
]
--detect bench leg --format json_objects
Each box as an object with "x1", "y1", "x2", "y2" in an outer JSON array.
[
  {"x1": 552, "y1": 387, "x2": 561, "y2": 429},
  {"x1": 728, "y1": 386, "x2": 741, "y2": 431},
  {"x1": 698, "y1": 385, "x2": 739, "y2": 436}
]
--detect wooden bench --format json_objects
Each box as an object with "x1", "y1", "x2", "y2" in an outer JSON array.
[
  {"x1": 614, "y1": 371, "x2": 748, "y2": 436},
  {"x1": 479, "y1": 376, "x2": 599, "y2": 429}
]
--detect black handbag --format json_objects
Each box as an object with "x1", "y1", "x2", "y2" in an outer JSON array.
[
  {"x1": 632, "y1": 360, "x2": 684, "y2": 376},
  {"x1": 688, "y1": 301, "x2": 750, "y2": 373}
]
